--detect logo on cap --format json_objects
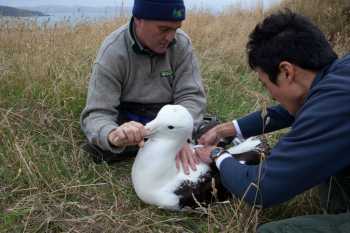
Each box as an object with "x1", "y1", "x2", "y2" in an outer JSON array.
[{"x1": 173, "y1": 9, "x2": 184, "y2": 19}]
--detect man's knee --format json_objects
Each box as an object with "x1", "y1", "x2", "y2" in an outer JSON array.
[
  {"x1": 258, "y1": 220, "x2": 296, "y2": 233},
  {"x1": 81, "y1": 141, "x2": 138, "y2": 164},
  {"x1": 258, "y1": 213, "x2": 350, "y2": 233}
]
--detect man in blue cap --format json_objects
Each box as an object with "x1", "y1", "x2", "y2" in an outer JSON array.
[{"x1": 80, "y1": 0, "x2": 207, "y2": 174}]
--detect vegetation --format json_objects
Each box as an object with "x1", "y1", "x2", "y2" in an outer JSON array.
[
  {"x1": 278, "y1": 0, "x2": 350, "y2": 53},
  {"x1": 0, "y1": 5, "x2": 47, "y2": 17},
  {"x1": 0, "y1": 1, "x2": 348, "y2": 232}
]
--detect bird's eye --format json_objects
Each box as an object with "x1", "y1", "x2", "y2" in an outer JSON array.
[{"x1": 168, "y1": 125, "x2": 174, "y2": 129}]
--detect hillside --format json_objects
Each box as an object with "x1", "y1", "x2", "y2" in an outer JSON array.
[
  {"x1": 0, "y1": 5, "x2": 48, "y2": 17},
  {"x1": 23, "y1": 5, "x2": 131, "y2": 17}
]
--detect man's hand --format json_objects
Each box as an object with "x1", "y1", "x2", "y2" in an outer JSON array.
[
  {"x1": 195, "y1": 146, "x2": 216, "y2": 164},
  {"x1": 198, "y1": 126, "x2": 220, "y2": 146},
  {"x1": 175, "y1": 143, "x2": 200, "y2": 175},
  {"x1": 108, "y1": 121, "x2": 149, "y2": 148},
  {"x1": 198, "y1": 122, "x2": 236, "y2": 146}
]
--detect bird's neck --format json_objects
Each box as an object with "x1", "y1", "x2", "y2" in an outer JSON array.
[
  {"x1": 133, "y1": 137, "x2": 185, "y2": 183},
  {"x1": 145, "y1": 137, "x2": 184, "y2": 162}
]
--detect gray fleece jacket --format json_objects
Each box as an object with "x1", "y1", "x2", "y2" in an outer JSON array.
[{"x1": 80, "y1": 18, "x2": 207, "y2": 153}]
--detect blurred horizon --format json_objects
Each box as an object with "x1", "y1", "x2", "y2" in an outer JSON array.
[
  {"x1": 0, "y1": 0, "x2": 282, "y2": 11},
  {"x1": 0, "y1": 0, "x2": 282, "y2": 26}
]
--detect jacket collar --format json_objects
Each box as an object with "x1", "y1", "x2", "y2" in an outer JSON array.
[
  {"x1": 309, "y1": 64, "x2": 332, "y2": 90},
  {"x1": 309, "y1": 54, "x2": 350, "y2": 89}
]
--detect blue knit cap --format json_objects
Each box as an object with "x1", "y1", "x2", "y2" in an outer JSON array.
[{"x1": 133, "y1": 0, "x2": 186, "y2": 21}]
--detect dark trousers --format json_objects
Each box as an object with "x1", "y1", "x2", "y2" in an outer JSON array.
[
  {"x1": 81, "y1": 142, "x2": 139, "y2": 164},
  {"x1": 258, "y1": 212, "x2": 350, "y2": 233},
  {"x1": 258, "y1": 170, "x2": 350, "y2": 233},
  {"x1": 81, "y1": 114, "x2": 221, "y2": 164}
]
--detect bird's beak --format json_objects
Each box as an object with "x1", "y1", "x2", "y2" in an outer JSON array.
[{"x1": 145, "y1": 119, "x2": 157, "y2": 138}]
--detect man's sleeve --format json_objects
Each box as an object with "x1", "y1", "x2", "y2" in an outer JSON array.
[
  {"x1": 171, "y1": 37, "x2": 207, "y2": 130},
  {"x1": 237, "y1": 105, "x2": 295, "y2": 138},
  {"x1": 80, "y1": 62, "x2": 124, "y2": 153},
  {"x1": 217, "y1": 87, "x2": 350, "y2": 208}
]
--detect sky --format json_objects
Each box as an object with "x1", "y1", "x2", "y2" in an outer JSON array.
[{"x1": 0, "y1": 0, "x2": 282, "y2": 11}]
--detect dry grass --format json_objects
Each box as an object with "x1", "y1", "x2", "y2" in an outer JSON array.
[
  {"x1": 1, "y1": 2, "x2": 347, "y2": 232},
  {"x1": 276, "y1": 0, "x2": 350, "y2": 55}
]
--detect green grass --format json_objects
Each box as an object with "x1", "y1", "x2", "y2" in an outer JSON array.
[{"x1": 0, "y1": 9, "x2": 332, "y2": 232}]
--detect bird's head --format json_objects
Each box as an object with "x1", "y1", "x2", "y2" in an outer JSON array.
[{"x1": 145, "y1": 105, "x2": 193, "y2": 141}]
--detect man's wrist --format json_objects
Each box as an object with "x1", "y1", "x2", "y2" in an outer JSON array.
[
  {"x1": 210, "y1": 147, "x2": 229, "y2": 162},
  {"x1": 101, "y1": 125, "x2": 119, "y2": 150},
  {"x1": 215, "y1": 122, "x2": 236, "y2": 138},
  {"x1": 215, "y1": 152, "x2": 232, "y2": 168}
]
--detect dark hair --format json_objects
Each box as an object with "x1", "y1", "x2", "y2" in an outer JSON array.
[{"x1": 247, "y1": 10, "x2": 338, "y2": 83}]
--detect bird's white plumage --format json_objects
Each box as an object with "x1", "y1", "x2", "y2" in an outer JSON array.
[
  {"x1": 227, "y1": 137, "x2": 262, "y2": 154},
  {"x1": 131, "y1": 105, "x2": 210, "y2": 210},
  {"x1": 131, "y1": 104, "x2": 266, "y2": 210}
]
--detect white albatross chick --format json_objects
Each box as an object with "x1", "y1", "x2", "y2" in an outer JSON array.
[
  {"x1": 131, "y1": 104, "x2": 269, "y2": 210},
  {"x1": 132, "y1": 105, "x2": 212, "y2": 210}
]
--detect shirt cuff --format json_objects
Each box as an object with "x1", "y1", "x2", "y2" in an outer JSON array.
[
  {"x1": 233, "y1": 120, "x2": 244, "y2": 140},
  {"x1": 215, "y1": 152, "x2": 232, "y2": 169},
  {"x1": 100, "y1": 124, "x2": 125, "y2": 153}
]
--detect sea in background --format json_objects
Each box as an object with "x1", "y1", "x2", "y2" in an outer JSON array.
[{"x1": 0, "y1": 1, "x2": 281, "y2": 27}]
